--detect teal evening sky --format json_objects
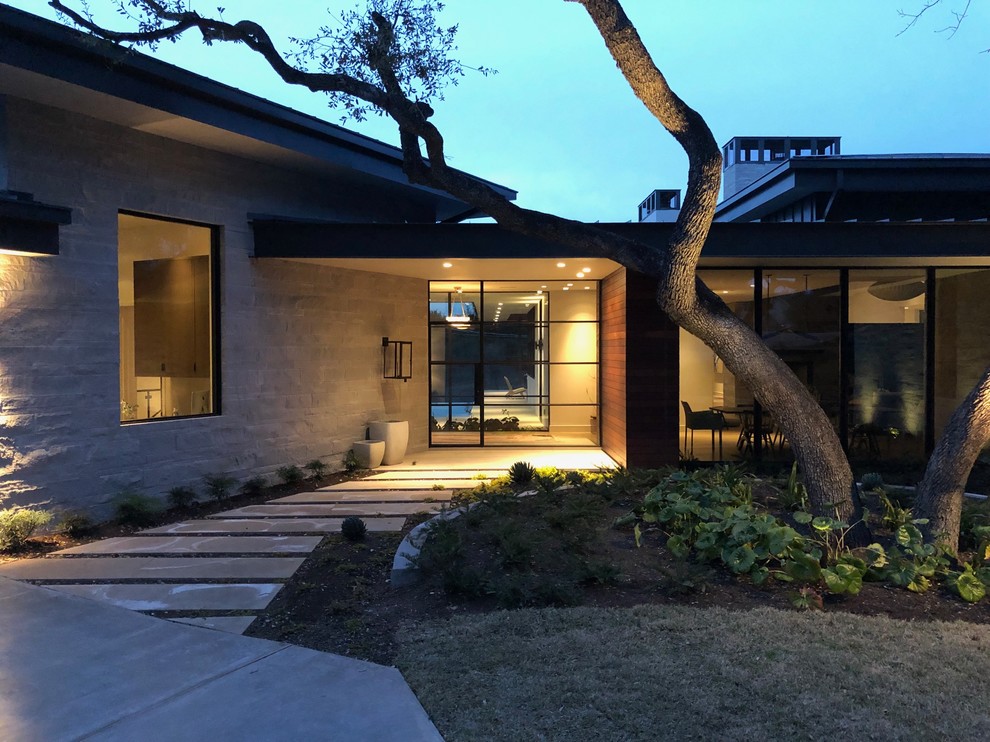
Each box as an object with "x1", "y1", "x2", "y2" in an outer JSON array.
[{"x1": 8, "y1": 1, "x2": 989, "y2": 221}]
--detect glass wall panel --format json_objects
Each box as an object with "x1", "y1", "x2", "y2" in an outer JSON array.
[
  {"x1": 934, "y1": 269, "x2": 990, "y2": 445},
  {"x1": 681, "y1": 271, "x2": 756, "y2": 460},
  {"x1": 763, "y1": 270, "x2": 841, "y2": 439},
  {"x1": 118, "y1": 213, "x2": 215, "y2": 422},
  {"x1": 429, "y1": 363, "x2": 481, "y2": 444},
  {"x1": 429, "y1": 280, "x2": 598, "y2": 446},
  {"x1": 848, "y1": 269, "x2": 926, "y2": 461}
]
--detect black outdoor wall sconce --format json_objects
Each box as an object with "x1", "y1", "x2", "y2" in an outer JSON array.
[{"x1": 382, "y1": 337, "x2": 413, "y2": 382}]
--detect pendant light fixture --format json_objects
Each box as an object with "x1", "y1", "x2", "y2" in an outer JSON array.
[{"x1": 446, "y1": 286, "x2": 470, "y2": 325}]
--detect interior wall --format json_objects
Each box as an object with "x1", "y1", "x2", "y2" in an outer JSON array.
[{"x1": 679, "y1": 330, "x2": 715, "y2": 427}]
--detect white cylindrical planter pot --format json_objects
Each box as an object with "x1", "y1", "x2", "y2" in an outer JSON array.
[
  {"x1": 352, "y1": 440, "x2": 386, "y2": 469},
  {"x1": 368, "y1": 420, "x2": 409, "y2": 466}
]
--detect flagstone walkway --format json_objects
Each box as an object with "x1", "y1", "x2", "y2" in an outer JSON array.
[{"x1": 0, "y1": 465, "x2": 491, "y2": 635}]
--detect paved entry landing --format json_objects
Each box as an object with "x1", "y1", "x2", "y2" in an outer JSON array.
[{"x1": 0, "y1": 465, "x2": 489, "y2": 634}]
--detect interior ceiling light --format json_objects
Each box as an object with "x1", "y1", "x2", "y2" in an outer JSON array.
[
  {"x1": 868, "y1": 280, "x2": 926, "y2": 302},
  {"x1": 536, "y1": 290, "x2": 543, "y2": 295},
  {"x1": 576, "y1": 272, "x2": 585, "y2": 278},
  {"x1": 567, "y1": 283, "x2": 573, "y2": 287},
  {"x1": 446, "y1": 286, "x2": 470, "y2": 324},
  {"x1": 584, "y1": 286, "x2": 591, "y2": 290},
  {"x1": 582, "y1": 267, "x2": 591, "y2": 273},
  {"x1": 556, "y1": 262, "x2": 566, "y2": 268},
  {"x1": 563, "y1": 287, "x2": 570, "y2": 291},
  {"x1": 442, "y1": 262, "x2": 453, "y2": 268},
  {"x1": 541, "y1": 285, "x2": 547, "y2": 289}
]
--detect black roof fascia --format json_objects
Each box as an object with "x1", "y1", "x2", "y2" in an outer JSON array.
[
  {"x1": 250, "y1": 220, "x2": 990, "y2": 261},
  {"x1": 0, "y1": 6, "x2": 516, "y2": 207},
  {"x1": 716, "y1": 156, "x2": 990, "y2": 222},
  {"x1": 0, "y1": 192, "x2": 72, "y2": 255}
]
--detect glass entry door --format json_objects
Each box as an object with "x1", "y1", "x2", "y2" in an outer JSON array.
[{"x1": 429, "y1": 280, "x2": 599, "y2": 446}]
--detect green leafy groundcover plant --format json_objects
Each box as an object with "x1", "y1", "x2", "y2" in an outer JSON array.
[{"x1": 630, "y1": 466, "x2": 990, "y2": 605}]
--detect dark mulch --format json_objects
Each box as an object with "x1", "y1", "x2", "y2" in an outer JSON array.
[{"x1": 245, "y1": 490, "x2": 990, "y2": 666}]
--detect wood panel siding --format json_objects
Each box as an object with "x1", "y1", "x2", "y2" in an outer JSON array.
[
  {"x1": 601, "y1": 268, "x2": 627, "y2": 465},
  {"x1": 624, "y1": 270, "x2": 679, "y2": 467},
  {"x1": 600, "y1": 268, "x2": 680, "y2": 468}
]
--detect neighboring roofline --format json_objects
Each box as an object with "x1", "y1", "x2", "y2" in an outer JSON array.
[
  {"x1": 715, "y1": 154, "x2": 990, "y2": 222},
  {"x1": 0, "y1": 6, "x2": 516, "y2": 211},
  {"x1": 250, "y1": 219, "x2": 990, "y2": 262},
  {"x1": 721, "y1": 135, "x2": 841, "y2": 147}
]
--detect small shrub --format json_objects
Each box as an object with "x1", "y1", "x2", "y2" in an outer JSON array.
[
  {"x1": 203, "y1": 473, "x2": 237, "y2": 502},
  {"x1": 305, "y1": 459, "x2": 329, "y2": 480},
  {"x1": 239, "y1": 475, "x2": 267, "y2": 497},
  {"x1": 277, "y1": 464, "x2": 304, "y2": 486},
  {"x1": 533, "y1": 466, "x2": 565, "y2": 493},
  {"x1": 0, "y1": 507, "x2": 52, "y2": 551},
  {"x1": 113, "y1": 491, "x2": 162, "y2": 527},
  {"x1": 55, "y1": 512, "x2": 96, "y2": 538},
  {"x1": 340, "y1": 515, "x2": 367, "y2": 542},
  {"x1": 860, "y1": 472, "x2": 885, "y2": 491},
  {"x1": 167, "y1": 486, "x2": 198, "y2": 509},
  {"x1": 508, "y1": 461, "x2": 535, "y2": 486},
  {"x1": 342, "y1": 450, "x2": 361, "y2": 473}
]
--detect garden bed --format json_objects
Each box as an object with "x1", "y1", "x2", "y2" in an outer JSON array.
[{"x1": 246, "y1": 466, "x2": 990, "y2": 665}]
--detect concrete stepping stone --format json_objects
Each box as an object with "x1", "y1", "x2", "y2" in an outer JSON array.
[
  {"x1": 361, "y1": 470, "x2": 502, "y2": 480},
  {"x1": 215, "y1": 503, "x2": 439, "y2": 518},
  {"x1": 54, "y1": 536, "x2": 322, "y2": 556},
  {"x1": 169, "y1": 615, "x2": 257, "y2": 634},
  {"x1": 142, "y1": 518, "x2": 406, "y2": 534},
  {"x1": 273, "y1": 490, "x2": 452, "y2": 504},
  {"x1": 43, "y1": 582, "x2": 282, "y2": 611},
  {"x1": 0, "y1": 556, "x2": 305, "y2": 581},
  {"x1": 320, "y1": 479, "x2": 483, "y2": 491}
]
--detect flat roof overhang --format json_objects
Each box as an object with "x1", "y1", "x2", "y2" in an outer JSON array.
[
  {"x1": 251, "y1": 220, "x2": 990, "y2": 278},
  {"x1": 0, "y1": 6, "x2": 515, "y2": 223}
]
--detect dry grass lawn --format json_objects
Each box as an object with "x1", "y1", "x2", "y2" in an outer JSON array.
[{"x1": 398, "y1": 605, "x2": 990, "y2": 741}]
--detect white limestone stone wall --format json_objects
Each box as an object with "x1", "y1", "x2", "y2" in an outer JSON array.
[{"x1": 0, "y1": 98, "x2": 427, "y2": 517}]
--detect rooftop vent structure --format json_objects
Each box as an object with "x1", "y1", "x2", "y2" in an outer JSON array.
[{"x1": 638, "y1": 189, "x2": 681, "y2": 222}]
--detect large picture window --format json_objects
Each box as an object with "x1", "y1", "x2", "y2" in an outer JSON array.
[{"x1": 118, "y1": 213, "x2": 217, "y2": 422}]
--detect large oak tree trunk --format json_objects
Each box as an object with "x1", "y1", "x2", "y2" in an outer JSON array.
[
  {"x1": 915, "y1": 365, "x2": 990, "y2": 551},
  {"x1": 573, "y1": 0, "x2": 860, "y2": 523}
]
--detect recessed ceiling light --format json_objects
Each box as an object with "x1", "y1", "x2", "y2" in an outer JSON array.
[
  {"x1": 721, "y1": 290, "x2": 729, "y2": 295},
  {"x1": 536, "y1": 290, "x2": 543, "y2": 295},
  {"x1": 556, "y1": 262, "x2": 566, "y2": 268},
  {"x1": 541, "y1": 285, "x2": 547, "y2": 289},
  {"x1": 498, "y1": 302, "x2": 503, "y2": 306},
  {"x1": 563, "y1": 287, "x2": 570, "y2": 291},
  {"x1": 567, "y1": 283, "x2": 573, "y2": 287},
  {"x1": 442, "y1": 262, "x2": 453, "y2": 268},
  {"x1": 576, "y1": 272, "x2": 585, "y2": 278},
  {"x1": 584, "y1": 286, "x2": 591, "y2": 290},
  {"x1": 582, "y1": 267, "x2": 591, "y2": 273}
]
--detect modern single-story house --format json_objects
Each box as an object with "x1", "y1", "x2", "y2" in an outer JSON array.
[{"x1": 1, "y1": 7, "x2": 989, "y2": 517}]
